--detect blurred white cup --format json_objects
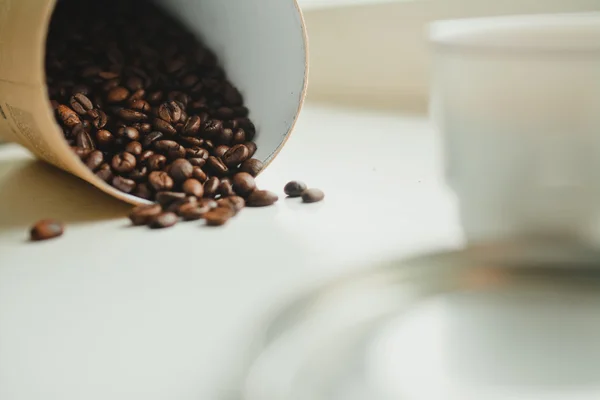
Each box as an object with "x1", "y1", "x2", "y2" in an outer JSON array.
[{"x1": 430, "y1": 13, "x2": 600, "y2": 244}]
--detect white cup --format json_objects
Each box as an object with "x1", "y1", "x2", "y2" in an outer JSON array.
[{"x1": 430, "y1": 13, "x2": 600, "y2": 244}]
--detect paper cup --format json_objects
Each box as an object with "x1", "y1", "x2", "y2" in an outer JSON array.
[{"x1": 0, "y1": 0, "x2": 308, "y2": 205}]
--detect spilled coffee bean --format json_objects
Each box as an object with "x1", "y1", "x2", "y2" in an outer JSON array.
[{"x1": 30, "y1": 219, "x2": 64, "y2": 241}]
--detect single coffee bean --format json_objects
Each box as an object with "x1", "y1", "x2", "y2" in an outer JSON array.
[
  {"x1": 246, "y1": 190, "x2": 279, "y2": 207},
  {"x1": 69, "y1": 93, "x2": 93, "y2": 115},
  {"x1": 89, "y1": 109, "x2": 108, "y2": 129},
  {"x1": 117, "y1": 126, "x2": 140, "y2": 141},
  {"x1": 189, "y1": 158, "x2": 206, "y2": 167},
  {"x1": 218, "y1": 180, "x2": 235, "y2": 197},
  {"x1": 111, "y1": 176, "x2": 136, "y2": 193},
  {"x1": 192, "y1": 167, "x2": 208, "y2": 182},
  {"x1": 57, "y1": 105, "x2": 81, "y2": 127},
  {"x1": 125, "y1": 141, "x2": 143, "y2": 156},
  {"x1": 169, "y1": 158, "x2": 193, "y2": 183},
  {"x1": 217, "y1": 128, "x2": 234, "y2": 145},
  {"x1": 118, "y1": 109, "x2": 148, "y2": 122},
  {"x1": 183, "y1": 179, "x2": 204, "y2": 197},
  {"x1": 85, "y1": 150, "x2": 104, "y2": 171},
  {"x1": 178, "y1": 202, "x2": 209, "y2": 221},
  {"x1": 203, "y1": 119, "x2": 223, "y2": 137},
  {"x1": 183, "y1": 115, "x2": 201, "y2": 136},
  {"x1": 128, "y1": 166, "x2": 148, "y2": 182},
  {"x1": 147, "y1": 154, "x2": 167, "y2": 171},
  {"x1": 203, "y1": 177, "x2": 220, "y2": 198},
  {"x1": 129, "y1": 99, "x2": 151, "y2": 113},
  {"x1": 30, "y1": 219, "x2": 64, "y2": 241},
  {"x1": 71, "y1": 146, "x2": 90, "y2": 159},
  {"x1": 180, "y1": 136, "x2": 204, "y2": 147},
  {"x1": 232, "y1": 172, "x2": 256, "y2": 197},
  {"x1": 132, "y1": 183, "x2": 153, "y2": 200},
  {"x1": 155, "y1": 191, "x2": 187, "y2": 207},
  {"x1": 232, "y1": 128, "x2": 246, "y2": 144},
  {"x1": 149, "y1": 212, "x2": 178, "y2": 229},
  {"x1": 222, "y1": 144, "x2": 250, "y2": 168},
  {"x1": 153, "y1": 118, "x2": 177, "y2": 135},
  {"x1": 141, "y1": 131, "x2": 163, "y2": 148},
  {"x1": 95, "y1": 163, "x2": 113, "y2": 182},
  {"x1": 76, "y1": 130, "x2": 95, "y2": 150},
  {"x1": 186, "y1": 147, "x2": 209, "y2": 159},
  {"x1": 284, "y1": 181, "x2": 307, "y2": 197},
  {"x1": 148, "y1": 171, "x2": 174, "y2": 192},
  {"x1": 129, "y1": 204, "x2": 162, "y2": 226},
  {"x1": 98, "y1": 71, "x2": 119, "y2": 80},
  {"x1": 217, "y1": 196, "x2": 245, "y2": 213},
  {"x1": 302, "y1": 188, "x2": 325, "y2": 203},
  {"x1": 139, "y1": 150, "x2": 155, "y2": 164},
  {"x1": 204, "y1": 207, "x2": 235, "y2": 226},
  {"x1": 107, "y1": 86, "x2": 130, "y2": 103},
  {"x1": 239, "y1": 158, "x2": 263, "y2": 177},
  {"x1": 213, "y1": 145, "x2": 229, "y2": 158},
  {"x1": 155, "y1": 140, "x2": 185, "y2": 160},
  {"x1": 96, "y1": 129, "x2": 114, "y2": 147},
  {"x1": 111, "y1": 152, "x2": 137, "y2": 173},
  {"x1": 207, "y1": 156, "x2": 229, "y2": 176},
  {"x1": 157, "y1": 101, "x2": 182, "y2": 124},
  {"x1": 167, "y1": 196, "x2": 198, "y2": 214}
]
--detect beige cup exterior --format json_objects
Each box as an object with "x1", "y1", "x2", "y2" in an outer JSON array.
[{"x1": 0, "y1": 0, "x2": 308, "y2": 205}]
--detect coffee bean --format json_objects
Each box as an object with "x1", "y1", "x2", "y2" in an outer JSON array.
[
  {"x1": 166, "y1": 196, "x2": 198, "y2": 214},
  {"x1": 71, "y1": 146, "x2": 90, "y2": 159},
  {"x1": 246, "y1": 190, "x2": 278, "y2": 207},
  {"x1": 217, "y1": 128, "x2": 234, "y2": 145},
  {"x1": 96, "y1": 129, "x2": 115, "y2": 147},
  {"x1": 148, "y1": 171, "x2": 174, "y2": 192},
  {"x1": 192, "y1": 167, "x2": 208, "y2": 182},
  {"x1": 180, "y1": 136, "x2": 204, "y2": 147},
  {"x1": 232, "y1": 172, "x2": 256, "y2": 197},
  {"x1": 183, "y1": 115, "x2": 201, "y2": 136},
  {"x1": 76, "y1": 130, "x2": 95, "y2": 150},
  {"x1": 69, "y1": 93, "x2": 93, "y2": 115},
  {"x1": 204, "y1": 177, "x2": 220, "y2": 198},
  {"x1": 95, "y1": 163, "x2": 113, "y2": 182},
  {"x1": 284, "y1": 181, "x2": 307, "y2": 197},
  {"x1": 204, "y1": 207, "x2": 235, "y2": 226},
  {"x1": 129, "y1": 204, "x2": 162, "y2": 226},
  {"x1": 149, "y1": 212, "x2": 178, "y2": 229},
  {"x1": 30, "y1": 219, "x2": 64, "y2": 241},
  {"x1": 132, "y1": 183, "x2": 152, "y2": 200},
  {"x1": 107, "y1": 86, "x2": 130, "y2": 103},
  {"x1": 169, "y1": 158, "x2": 193, "y2": 182},
  {"x1": 85, "y1": 150, "x2": 104, "y2": 171},
  {"x1": 112, "y1": 176, "x2": 136, "y2": 193},
  {"x1": 213, "y1": 145, "x2": 229, "y2": 158},
  {"x1": 178, "y1": 202, "x2": 212, "y2": 221},
  {"x1": 155, "y1": 140, "x2": 185, "y2": 160},
  {"x1": 302, "y1": 188, "x2": 325, "y2": 203},
  {"x1": 111, "y1": 152, "x2": 137, "y2": 173},
  {"x1": 130, "y1": 99, "x2": 151, "y2": 113},
  {"x1": 155, "y1": 191, "x2": 186, "y2": 207},
  {"x1": 218, "y1": 180, "x2": 235, "y2": 197},
  {"x1": 99, "y1": 71, "x2": 119, "y2": 80},
  {"x1": 203, "y1": 120, "x2": 223, "y2": 137},
  {"x1": 183, "y1": 179, "x2": 204, "y2": 197},
  {"x1": 157, "y1": 101, "x2": 182, "y2": 124},
  {"x1": 90, "y1": 109, "x2": 108, "y2": 129},
  {"x1": 125, "y1": 141, "x2": 143, "y2": 156},
  {"x1": 232, "y1": 128, "x2": 246, "y2": 144},
  {"x1": 118, "y1": 109, "x2": 147, "y2": 122},
  {"x1": 245, "y1": 141, "x2": 257, "y2": 158},
  {"x1": 117, "y1": 126, "x2": 140, "y2": 141},
  {"x1": 153, "y1": 118, "x2": 177, "y2": 135},
  {"x1": 207, "y1": 156, "x2": 229, "y2": 176},
  {"x1": 139, "y1": 150, "x2": 154, "y2": 164},
  {"x1": 239, "y1": 158, "x2": 263, "y2": 177},
  {"x1": 147, "y1": 154, "x2": 167, "y2": 171},
  {"x1": 222, "y1": 144, "x2": 250, "y2": 167},
  {"x1": 57, "y1": 105, "x2": 81, "y2": 127},
  {"x1": 217, "y1": 196, "x2": 245, "y2": 213},
  {"x1": 142, "y1": 131, "x2": 163, "y2": 148},
  {"x1": 128, "y1": 166, "x2": 148, "y2": 182},
  {"x1": 186, "y1": 147, "x2": 209, "y2": 159}
]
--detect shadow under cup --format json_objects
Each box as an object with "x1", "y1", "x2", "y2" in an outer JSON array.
[{"x1": 0, "y1": 0, "x2": 308, "y2": 205}]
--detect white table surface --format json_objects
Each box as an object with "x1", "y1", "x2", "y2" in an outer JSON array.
[{"x1": 0, "y1": 104, "x2": 463, "y2": 400}]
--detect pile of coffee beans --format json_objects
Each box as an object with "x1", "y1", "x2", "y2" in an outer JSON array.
[{"x1": 46, "y1": 0, "x2": 265, "y2": 204}]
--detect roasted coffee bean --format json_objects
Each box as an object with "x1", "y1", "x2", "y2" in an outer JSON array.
[
  {"x1": 107, "y1": 86, "x2": 130, "y2": 103},
  {"x1": 218, "y1": 180, "x2": 235, "y2": 197},
  {"x1": 129, "y1": 204, "x2": 162, "y2": 226},
  {"x1": 182, "y1": 115, "x2": 201, "y2": 136},
  {"x1": 186, "y1": 147, "x2": 208, "y2": 159},
  {"x1": 95, "y1": 163, "x2": 113, "y2": 182},
  {"x1": 183, "y1": 179, "x2": 204, "y2": 197},
  {"x1": 153, "y1": 118, "x2": 177, "y2": 135},
  {"x1": 142, "y1": 131, "x2": 163, "y2": 148},
  {"x1": 57, "y1": 105, "x2": 81, "y2": 127},
  {"x1": 139, "y1": 123, "x2": 153, "y2": 133},
  {"x1": 139, "y1": 150, "x2": 155, "y2": 164},
  {"x1": 125, "y1": 141, "x2": 143, "y2": 156},
  {"x1": 217, "y1": 128, "x2": 234, "y2": 145},
  {"x1": 118, "y1": 109, "x2": 147, "y2": 122},
  {"x1": 129, "y1": 89, "x2": 146, "y2": 101},
  {"x1": 204, "y1": 177, "x2": 220, "y2": 198},
  {"x1": 111, "y1": 152, "x2": 137, "y2": 173},
  {"x1": 239, "y1": 158, "x2": 263, "y2": 177},
  {"x1": 222, "y1": 144, "x2": 250, "y2": 167},
  {"x1": 169, "y1": 158, "x2": 193, "y2": 182},
  {"x1": 147, "y1": 154, "x2": 167, "y2": 171},
  {"x1": 132, "y1": 183, "x2": 152, "y2": 200},
  {"x1": 232, "y1": 128, "x2": 246, "y2": 144},
  {"x1": 75, "y1": 130, "x2": 95, "y2": 150},
  {"x1": 284, "y1": 181, "x2": 307, "y2": 197},
  {"x1": 179, "y1": 202, "x2": 210, "y2": 221},
  {"x1": 96, "y1": 129, "x2": 115, "y2": 147},
  {"x1": 232, "y1": 172, "x2": 256, "y2": 197},
  {"x1": 117, "y1": 126, "x2": 140, "y2": 141},
  {"x1": 155, "y1": 191, "x2": 186, "y2": 207},
  {"x1": 85, "y1": 150, "x2": 104, "y2": 171},
  {"x1": 70, "y1": 146, "x2": 90, "y2": 159},
  {"x1": 167, "y1": 196, "x2": 198, "y2": 214},
  {"x1": 204, "y1": 207, "x2": 235, "y2": 226},
  {"x1": 203, "y1": 120, "x2": 223, "y2": 137},
  {"x1": 192, "y1": 167, "x2": 208, "y2": 182},
  {"x1": 213, "y1": 145, "x2": 229, "y2": 158},
  {"x1": 217, "y1": 196, "x2": 245, "y2": 213},
  {"x1": 129, "y1": 99, "x2": 151, "y2": 113},
  {"x1": 149, "y1": 212, "x2": 178, "y2": 229},
  {"x1": 206, "y1": 156, "x2": 229, "y2": 176},
  {"x1": 245, "y1": 141, "x2": 257, "y2": 158},
  {"x1": 156, "y1": 101, "x2": 182, "y2": 124},
  {"x1": 188, "y1": 158, "x2": 206, "y2": 167},
  {"x1": 246, "y1": 190, "x2": 279, "y2": 207},
  {"x1": 302, "y1": 188, "x2": 325, "y2": 203},
  {"x1": 69, "y1": 93, "x2": 93, "y2": 115},
  {"x1": 99, "y1": 71, "x2": 119, "y2": 80},
  {"x1": 154, "y1": 140, "x2": 185, "y2": 159},
  {"x1": 148, "y1": 171, "x2": 174, "y2": 192},
  {"x1": 128, "y1": 166, "x2": 148, "y2": 182},
  {"x1": 89, "y1": 109, "x2": 108, "y2": 129},
  {"x1": 30, "y1": 219, "x2": 64, "y2": 241},
  {"x1": 180, "y1": 136, "x2": 204, "y2": 147},
  {"x1": 112, "y1": 176, "x2": 136, "y2": 193},
  {"x1": 204, "y1": 139, "x2": 215, "y2": 151}
]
